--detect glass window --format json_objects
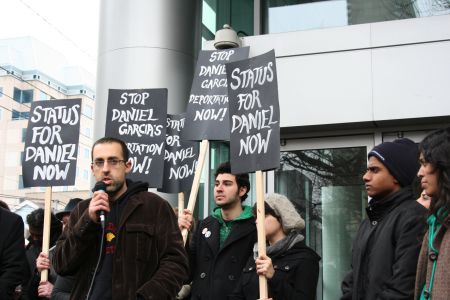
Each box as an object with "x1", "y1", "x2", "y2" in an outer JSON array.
[
  {"x1": 202, "y1": 0, "x2": 254, "y2": 41},
  {"x1": 0, "y1": 108, "x2": 3, "y2": 120},
  {"x1": 275, "y1": 146, "x2": 367, "y2": 300},
  {"x1": 84, "y1": 147, "x2": 90, "y2": 159},
  {"x1": 82, "y1": 104, "x2": 93, "y2": 118},
  {"x1": 19, "y1": 175, "x2": 24, "y2": 189},
  {"x1": 0, "y1": 86, "x2": 3, "y2": 97},
  {"x1": 84, "y1": 127, "x2": 91, "y2": 138},
  {"x1": 39, "y1": 91, "x2": 49, "y2": 100},
  {"x1": 22, "y1": 128, "x2": 27, "y2": 143},
  {"x1": 83, "y1": 169, "x2": 89, "y2": 180},
  {"x1": 263, "y1": 0, "x2": 450, "y2": 34},
  {"x1": 11, "y1": 110, "x2": 30, "y2": 120},
  {"x1": 13, "y1": 88, "x2": 34, "y2": 104}
]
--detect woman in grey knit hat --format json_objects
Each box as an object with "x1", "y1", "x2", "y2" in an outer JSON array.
[{"x1": 229, "y1": 193, "x2": 320, "y2": 300}]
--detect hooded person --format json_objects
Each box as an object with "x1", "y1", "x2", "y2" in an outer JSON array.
[
  {"x1": 24, "y1": 208, "x2": 62, "y2": 299},
  {"x1": 229, "y1": 193, "x2": 320, "y2": 300},
  {"x1": 341, "y1": 138, "x2": 427, "y2": 300}
]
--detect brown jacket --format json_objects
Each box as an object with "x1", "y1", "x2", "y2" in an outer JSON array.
[
  {"x1": 53, "y1": 181, "x2": 189, "y2": 300},
  {"x1": 415, "y1": 215, "x2": 450, "y2": 299}
]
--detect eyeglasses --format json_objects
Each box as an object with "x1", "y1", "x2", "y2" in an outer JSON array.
[{"x1": 92, "y1": 159, "x2": 127, "y2": 168}]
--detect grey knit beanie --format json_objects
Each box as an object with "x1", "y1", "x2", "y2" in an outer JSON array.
[{"x1": 265, "y1": 193, "x2": 305, "y2": 233}]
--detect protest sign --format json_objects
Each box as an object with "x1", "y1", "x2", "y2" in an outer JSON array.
[
  {"x1": 226, "y1": 50, "x2": 280, "y2": 174},
  {"x1": 105, "y1": 89, "x2": 167, "y2": 187},
  {"x1": 158, "y1": 113, "x2": 199, "y2": 193},
  {"x1": 183, "y1": 47, "x2": 249, "y2": 141},
  {"x1": 22, "y1": 99, "x2": 81, "y2": 187}
]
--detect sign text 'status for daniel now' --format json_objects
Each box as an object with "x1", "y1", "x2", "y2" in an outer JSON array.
[
  {"x1": 158, "y1": 114, "x2": 199, "y2": 193},
  {"x1": 226, "y1": 50, "x2": 280, "y2": 174},
  {"x1": 105, "y1": 89, "x2": 167, "y2": 187},
  {"x1": 22, "y1": 99, "x2": 82, "y2": 187},
  {"x1": 182, "y1": 47, "x2": 249, "y2": 141}
]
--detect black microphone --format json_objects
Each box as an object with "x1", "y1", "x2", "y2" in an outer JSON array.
[{"x1": 93, "y1": 181, "x2": 107, "y2": 228}]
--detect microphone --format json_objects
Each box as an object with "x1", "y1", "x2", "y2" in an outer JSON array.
[{"x1": 93, "y1": 181, "x2": 107, "y2": 228}]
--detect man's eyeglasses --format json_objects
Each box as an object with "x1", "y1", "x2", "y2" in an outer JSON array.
[{"x1": 92, "y1": 159, "x2": 127, "y2": 168}]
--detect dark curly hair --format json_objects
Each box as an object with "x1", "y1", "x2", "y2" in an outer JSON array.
[
  {"x1": 27, "y1": 208, "x2": 62, "y2": 247},
  {"x1": 419, "y1": 127, "x2": 450, "y2": 219},
  {"x1": 214, "y1": 161, "x2": 250, "y2": 202}
]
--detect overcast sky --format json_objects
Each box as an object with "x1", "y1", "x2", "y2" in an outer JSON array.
[{"x1": 0, "y1": 0, "x2": 100, "y2": 74}]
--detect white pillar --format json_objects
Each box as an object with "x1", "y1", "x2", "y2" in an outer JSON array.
[{"x1": 95, "y1": 0, "x2": 202, "y2": 139}]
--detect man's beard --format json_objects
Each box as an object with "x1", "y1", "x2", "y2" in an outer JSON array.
[{"x1": 106, "y1": 180, "x2": 125, "y2": 199}]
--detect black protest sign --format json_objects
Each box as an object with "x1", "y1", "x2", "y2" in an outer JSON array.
[
  {"x1": 226, "y1": 50, "x2": 280, "y2": 174},
  {"x1": 158, "y1": 114, "x2": 199, "y2": 193},
  {"x1": 22, "y1": 99, "x2": 81, "y2": 187},
  {"x1": 105, "y1": 89, "x2": 167, "y2": 187},
  {"x1": 182, "y1": 47, "x2": 249, "y2": 141}
]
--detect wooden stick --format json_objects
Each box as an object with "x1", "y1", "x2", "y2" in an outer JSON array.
[
  {"x1": 182, "y1": 139, "x2": 209, "y2": 244},
  {"x1": 256, "y1": 170, "x2": 268, "y2": 299},
  {"x1": 40, "y1": 186, "x2": 52, "y2": 282},
  {"x1": 178, "y1": 192, "x2": 184, "y2": 217}
]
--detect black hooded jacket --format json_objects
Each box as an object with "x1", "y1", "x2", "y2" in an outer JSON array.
[{"x1": 341, "y1": 187, "x2": 427, "y2": 300}]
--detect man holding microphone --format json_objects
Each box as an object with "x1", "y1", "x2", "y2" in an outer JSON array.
[{"x1": 53, "y1": 137, "x2": 188, "y2": 300}]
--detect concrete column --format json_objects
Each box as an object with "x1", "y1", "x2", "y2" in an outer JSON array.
[
  {"x1": 95, "y1": 0, "x2": 202, "y2": 138},
  {"x1": 94, "y1": 0, "x2": 202, "y2": 204}
]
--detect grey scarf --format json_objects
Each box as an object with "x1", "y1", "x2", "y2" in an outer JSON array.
[{"x1": 254, "y1": 231, "x2": 304, "y2": 259}]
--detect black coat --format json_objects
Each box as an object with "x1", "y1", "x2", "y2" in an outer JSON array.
[
  {"x1": 0, "y1": 208, "x2": 27, "y2": 299},
  {"x1": 341, "y1": 188, "x2": 427, "y2": 300},
  {"x1": 188, "y1": 215, "x2": 256, "y2": 300},
  {"x1": 229, "y1": 240, "x2": 320, "y2": 300},
  {"x1": 53, "y1": 181, "x2": 189, "y2": 300},
  {"x1": 51, "y1": 275, "x2": 74, "y2": 300}
]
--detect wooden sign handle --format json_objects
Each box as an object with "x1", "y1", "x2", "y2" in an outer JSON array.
[
  {"x1": 40, "y1": 186, "x2": 52, "y2": 282},
  {"x1": 178, "y1": 192, "x2": 184, "y2": 217},
  {"x1": 182, "y1": 139, "x2": 209, "y2": 245},
  {"x1": 255, "y1": 170, "x2": 268, "y2": 299}
]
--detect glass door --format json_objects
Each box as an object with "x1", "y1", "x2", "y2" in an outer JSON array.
[{"x1": 274, "y1": 135, "x2": 373, "y2": 300}]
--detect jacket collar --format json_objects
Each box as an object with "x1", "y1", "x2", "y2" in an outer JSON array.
[
  {"x1": 366, "y1": 187, "x2": 414, "y2": 222},
  {"x1": 200, "y1": 216, "x2": 255, "y2": 256}
]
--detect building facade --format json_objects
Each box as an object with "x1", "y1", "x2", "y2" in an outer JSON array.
[
  {"x1": 0, "y1": 37, "x2": 95, "y2": 212},
  {"x1": 95, "y1": 1, "x2": 450, "y2": 298}
]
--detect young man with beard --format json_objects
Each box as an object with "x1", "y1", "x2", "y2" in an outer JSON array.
[
  {"x1": 53, "y1": 137, "x2": 188, "y2": 300},
  {"x1": 178, "y1": 161, "x2": 256, "y2": 300},
  {"x1": 341, "y1": 138, "x2": 427, "y2": 300}
]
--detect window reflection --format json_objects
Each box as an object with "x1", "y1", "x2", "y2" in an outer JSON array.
[
  {"x1": 275, "y1": 147, "x2": 367, "y2": 300},
  {"x1": 263, "y1": 0, "x2": 450, "y2": 34}
]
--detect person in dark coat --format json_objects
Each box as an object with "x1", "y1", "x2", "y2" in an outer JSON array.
[
  {"x1": 24, "y1": 208, "x2": 62, "y2": 299},
  {"x1": 341, "y1": 138, "x2": 427, "y2": 300},
  {"x1": 53, "y1": 137, "x2": 188, "y2": 300},
  {"x1": 0, "y1": 207, "x2": 28, "y2": 299},
  {"x1": 229, "y1": 193, "x2": 320, "y2": 300},
  {"x1": 415, "y1": 127, "x2": 450, "y2": 299},
  {"x1": 178, "y1": 161, "x2": 256, "y2": 300}
]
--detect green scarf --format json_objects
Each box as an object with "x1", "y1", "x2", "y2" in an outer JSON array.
[
  {"x1": 212, "y1": 205, "x2": 253, "y2": 248},
  {"x1": 420, "y1": 208, "x2": 447, "y2": 300}
]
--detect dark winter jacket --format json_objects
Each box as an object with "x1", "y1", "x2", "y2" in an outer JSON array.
[
  {"x1": 341, "y1": 187, "x2": 427, "y2": 300},
  {"x1": 188, "y1": 212, "x2": 257, "y2": 300},
  {"x1": 51, "y1": 275, "x2": 74, "y2": 300},
  {"x1": 229, "y1": 240, "x2": 320, "y2": 300},
  {"x1": 53, "y1": 180, "x2": 189, "y2": 300},
  {"x1": 0, "y1": 208, "x2": 27, "y2": 300}
]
